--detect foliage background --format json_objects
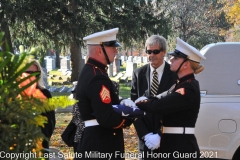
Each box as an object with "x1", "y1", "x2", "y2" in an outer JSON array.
[
  {"x1": 0, "y1": 35, "x2": 76, "y2": 158},
  {"x1": 1, "y1": 0, "x2": 237, "y2": 81}
]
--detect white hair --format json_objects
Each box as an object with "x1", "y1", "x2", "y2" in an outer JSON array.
[{"x1": 27, "y1": 59, "x2": 46, "y2": 89}]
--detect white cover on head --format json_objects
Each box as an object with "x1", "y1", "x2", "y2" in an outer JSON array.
[
  {"x1": 176, "y1": 37, "x2": 206, "y2": 62},
  {"x1": 83, "y1": 28, "x2": 119, "y2": 44}
]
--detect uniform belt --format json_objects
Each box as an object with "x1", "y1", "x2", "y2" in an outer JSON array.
[
  {"x1": 84, "y1": 119, "x2": 99, "y2": 127},
  {"x1": 163, "y1": 127, "x2": 195, "y2": 134}
]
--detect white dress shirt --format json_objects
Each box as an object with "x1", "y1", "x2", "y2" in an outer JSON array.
[{"x1": 150, "y1": 61, "x2": 165, "y2": 86}]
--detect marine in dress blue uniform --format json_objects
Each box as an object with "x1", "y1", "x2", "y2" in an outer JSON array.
[
  {"x1": 136, "y1": 37, "x2": 206, "y2": 160},
  {"x1": 75, "y1": 28, "x2": 134, "y2": 160}
]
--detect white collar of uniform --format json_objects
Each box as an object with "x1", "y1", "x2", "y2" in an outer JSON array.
[{"x1": 150, "y1": 61, "x2": 165, "y2": 75}]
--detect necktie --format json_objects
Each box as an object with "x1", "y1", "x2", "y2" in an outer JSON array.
[{"x1": 151, "y1": 70, "x2": 159, "y2": 96}]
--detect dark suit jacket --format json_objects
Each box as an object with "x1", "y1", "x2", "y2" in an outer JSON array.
[{"x1": 131, "y1": 61, "x2": 177, "y2": 156}]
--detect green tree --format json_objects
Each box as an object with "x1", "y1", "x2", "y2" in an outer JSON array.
[
  {"x1": 222, "y1": 0, "x2": 240, "y2": 41},
  {"x1": 163, "y1": 0, "x2": 232, "y2": 49},
  {"x1": 224, "y1": 0, "x2": 240, "y2": 25},
  {"x1": 1, "y1": 0, "x2": 172, "y2": 81}
]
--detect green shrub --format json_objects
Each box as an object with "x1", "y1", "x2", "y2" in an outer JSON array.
[{"x1": 0, "y1": 33, "x2": 76, "y2": 158}]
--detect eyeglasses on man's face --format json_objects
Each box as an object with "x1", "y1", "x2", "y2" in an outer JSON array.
[{"x1": 145, "y1": 49, "x2": 162, "y2": 55}]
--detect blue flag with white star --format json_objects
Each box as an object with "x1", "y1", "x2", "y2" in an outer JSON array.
[{"x1": 112, "y1": 104, "x2": 146, "y2": 118}]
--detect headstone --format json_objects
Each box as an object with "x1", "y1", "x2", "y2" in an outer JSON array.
[
  {"x1": 126, "y1": 62, "x2": 137, "y2": 77},
  {"x1": 137, "y1": 57, "x2": 143, "y2": 63},
  {"x1": 133, "y1": 56, "x2": 138, "y2": 62},
  {"x1": 113, "y1": 58, "x2": 121, "y2": 76},
  {"x1": 45, "y1": 57, "x2": 56, "y2": 71},
  {"x1": 127, "y1": 56, "x2": 133, "y2": 62},
  {"x1": 121, "y1": 56, "x2": 127, "y2": 62},
  {"x1": 143, "y1": 57, "x2": 148, "y2": 63},
  {"x1": 60, "y1": 58, "x2": 70, "y2": 70},
  {"x1": 108, "y1": 64, "x2": 113, "y2": 77}
]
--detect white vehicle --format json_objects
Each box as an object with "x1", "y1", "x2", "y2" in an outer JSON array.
[{"x1": 195, "y1": 42, "x2": 240, "y2": 160}]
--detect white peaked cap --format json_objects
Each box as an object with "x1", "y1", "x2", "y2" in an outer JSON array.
[
  {"x1": 83, "y1": 28, "x2": 119, "y2": 45},
  {"x1": 175, "y1": 37, "x2": 206, "y2": 62}
]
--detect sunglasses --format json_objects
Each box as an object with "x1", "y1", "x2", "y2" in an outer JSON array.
[
  {"x1": 24, "y1": 71, "x2": 41, "y2": 77},
  {"x1": 145, "y1": 49, "x2": 162, "y2": 55}
]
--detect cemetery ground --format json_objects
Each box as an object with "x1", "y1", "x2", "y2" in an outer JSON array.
[
  {"x1": 49, "y1": 62, "x2": 139, "y2": 160},
  {"x1": 50, "y1": 112, "x2": 138, "y2": 160}
]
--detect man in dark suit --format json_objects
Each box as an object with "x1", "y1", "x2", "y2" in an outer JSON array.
[{"x1": 131, "y1": 35, "x2": 177, "y2": 159}]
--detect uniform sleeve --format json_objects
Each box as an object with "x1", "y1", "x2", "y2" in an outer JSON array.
[
  {"x1": 130, "y1": 70, "x2": 151, "y2": 137},
  {"x1": 86, "y1": 75, "x2": 126, "y2": 129},
  {"x1": 134, "y1": 118, "x2": 151, "y2": 138},
  {"x1": 137, "y1": 84, "x2": 199, "y2": 116}
]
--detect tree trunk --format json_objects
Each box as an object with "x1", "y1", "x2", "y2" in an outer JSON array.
[
  {"x1": 55, "y1": 49, "x2": 60, "y2": 69},
  {"x1": 1, "y1": 20, "x2": 13, "y2": 53},
  {"x1": 70, "y1": 41, "x2": 82, "y2": 82}
]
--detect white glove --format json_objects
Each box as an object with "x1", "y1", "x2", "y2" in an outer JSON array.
[
  {"x1": 143, "y1": 132, "x2": 153, "y2": 140},
  {"x1": 120, "y1": 99, "x2": 137, "y2": 108},
  {"x1": 134, "y1": 96, "x2": 148, "y2": 103},
  {"x1": 143, "y1": 132, "x2": 153, "y2": 149},
  {"x1": 144, "y1": 134, "x2": 161, "y2": 150}
]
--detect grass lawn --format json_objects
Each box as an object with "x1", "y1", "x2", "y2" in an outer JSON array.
[
  {"x1": 48, "y1": 70, "x2": 65, "y2": 76},
  {"x1": 119, "y1": 84, "x2": 131, "y2": 99}
]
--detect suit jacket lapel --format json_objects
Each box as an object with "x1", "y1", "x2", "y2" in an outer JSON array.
[
  {"x1": 158, "y1": 62, "x2": 171, "y2": 93},
  {"x1": 145, "y1": 64, "x2": 151, "y2": 97}
]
